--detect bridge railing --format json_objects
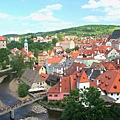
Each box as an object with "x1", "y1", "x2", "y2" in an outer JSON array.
[{"x1": 0, "y1": 94, "x2": 44, "y2": 116}]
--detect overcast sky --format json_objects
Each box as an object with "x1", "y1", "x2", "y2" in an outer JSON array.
[{"x1": 0, "y1": 0, "x2": 120, "y2": 35}]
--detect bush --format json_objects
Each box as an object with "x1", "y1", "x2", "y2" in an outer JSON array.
[{"x1": 18, "y1": 82, "x2": 28, "y2": 97}]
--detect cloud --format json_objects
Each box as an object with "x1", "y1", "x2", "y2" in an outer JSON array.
[
  {"x1": 22, "y1": 22, "x2": 29, "y2": 26},
  {"x1": 82, "y1": 0, "x2": 120, "y2": 23},
  {"x1": 0, "y1": 13, "x2": 10, "y2": 18},
  {"x1": 82, "y1": 16, "x2": 100, "y2": 22},
  {"x1": 39, "y1": 20, "x2": 73, "y2": 32},
  {"x1": 27, "y1": 4, "x2": 62, "y2": 21},
  {"x1": 82, "y1": 0, "x2": 120, "y2": 9}
]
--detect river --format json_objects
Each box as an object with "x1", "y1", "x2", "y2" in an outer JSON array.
[{"x1": 0, "y1": 76, "x2": 62, "y2": 120}]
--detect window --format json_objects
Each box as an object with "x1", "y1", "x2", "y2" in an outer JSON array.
[
  {"x1": 111, "y1": 93, "x2": 113, "y2": 96},
  {"x1": 49, "y1": 94, "x2": 52, "y2": 97},
  {"x1": 84, "y1": 86, "x2": 86, "y2": 89},
  {"x1": 117, "y1": 98, "x2": 119, "y2": 100},
  {"x1": 117, "y1": 93, "x2": 119, "y2": 96},
  {"x1": 54, "y1": 94, "x2": 58, "y2": 97}
]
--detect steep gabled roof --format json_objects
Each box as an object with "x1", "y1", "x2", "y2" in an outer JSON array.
[
  {"x1": 90, "y1": 62, "x2": 105, "y2": 70},
  {"x1": 48, "y1": 82, "x2": 60, "y2": 93},
  {"x1": 64, "y1": 62, "x2": 87, "y2": 75},
  {"x1": 61, "y1": 76, "x2": 71, "y2": 92},
  {"x1": 77, "y1": 70, "x2": 90, "y2": 83},
  {"x1": 20, "y1": 68, "x2": 44, "y2": 87},
  {"x1": 101, "y1": 62, "x2": 116, "y2": 70},
  {"x1": 110, "y1": 30, "x2": 120, "y2": 39}
]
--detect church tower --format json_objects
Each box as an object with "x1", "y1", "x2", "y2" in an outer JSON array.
[{"x1": 24, "y1": 39, "x2": 28, "y2": 53}]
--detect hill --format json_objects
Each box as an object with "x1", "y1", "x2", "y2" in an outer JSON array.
[{"x1": 4, "y1": 25, "x2": 120, "y2": 37}]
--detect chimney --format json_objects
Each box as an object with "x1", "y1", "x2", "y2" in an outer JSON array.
[
  {"x1": 60, "y1": 78, "x2": 62, "y2": 92},
  {"x1": 76, "y1": 66, "x2": 79, "y2": 71},
  {"x1": 117, "y1": 59, "x2": 119, "y2": 64}
]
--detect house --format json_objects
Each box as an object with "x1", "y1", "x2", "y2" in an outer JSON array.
[
  {"x1": 38, "y1": 51, "x2": 49, "y2": 66},
  {"x1": 76, "y1": 70, "x2": 90, "y2": 89},
  {"x1": 90, "y1": 62, "x2": 105, "y2": 70},
  {"x1": 105, "y1": 48, "x2": 119, "y2": 58},
  {"x1": 56, "y1": 40, "x2": 75, "y2": 50},
  {"x1": 47, "y1": 70, "x2": 90, "y2": 102},
  {"x1": 111, "y1": 40, "x2": 120, "y2": 50},
  {"x1": 83, "y1": 68, "x2": 105, "y2": 81},
  {"x1": 112, "y1": 58, "x2": 120, "y2": 69},
  {"x1": 64, "y1": 62, "x2": 87, "y2": 76},
  {"x1": 110, "y1": 30, "x2": 120, "y2": 42},
  {"x1": 101, "y1": 61, "x2": 116, "y2": 70},
  {"x1": 20, "y1": 68, "x2": 48, "y2": 92},
  {"x1": 93, "y1": 70, "x2": 120, "y2": 103},
  {"x1": 75, "y1": 58, "x2": 100, "y2": 67},
  {"x1": 0, "y1": 36, "x2": 6, "y2": 48},
  {"x1": 45, "y1": 74, "x2": 60, "y2": 86},
  {"x1": 48, "y1": 75, "x2": 76, "y2": 102},
  {"x1": 33, "y1": 65, "x2": 46, "y2": 74}
]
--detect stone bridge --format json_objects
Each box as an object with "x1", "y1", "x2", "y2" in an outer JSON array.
[{"x1": 0, "y1": 94, "x2": 44, "y2": 120}]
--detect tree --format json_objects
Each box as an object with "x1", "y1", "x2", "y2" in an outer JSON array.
[
  {"x1": 18, "y1": 82, "x2": 28, "y2": 97},
  {"x1": 57, "y1": 34, "x2": 63, "y2": 41},
  {"x1": 60, "y1": 87, "x2": 111, "y2": 120},
  {"x1": 74, "y1": 46, "x2": 79, "y2": 51},
  {"x1": 65, "y1": 48, "x2": 71, "y2": 53},
  {"x1": 52, "y1": 38, "x2": 58, "y2": 45},
  {"x1": 10, "y1": 53, "x2": 26, "y2": 78}
]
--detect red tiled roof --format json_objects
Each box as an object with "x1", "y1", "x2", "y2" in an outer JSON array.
[
  {"x1": 70, "y1": 50, "x2": 82, "y2": 58},
  {"x1": 95, "y1": 70, "x2": 120, "y2": 93},
  {"x1": 0, "y1": 36, "x2": 6, "y2": 41},
  {"x1": 48, "y1": 82, "x2": 60, "y2": 93},
  {"x1": 47, "y1": 55, "x2": 62, "y2": 64},
  {"x1": 77, "y1": 70, "x2": 90, "y2": 83},
  {"x1": 61, "y1": 76, "x2": 71, "y2": 92},
  {"x1": 101, "y1": 62, "x2": 116, "y2": 70},
  {"x1": 40, "y1": 73, "x2": 49, "y2": 81},
  {"x1": 69, "y1": 75, "x2": 77, "y2": 90}
]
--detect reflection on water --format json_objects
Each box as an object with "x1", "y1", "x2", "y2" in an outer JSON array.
[
  {"x1": 48, "y1": 110, "x2": 62, "y2": 120},
  {"x1": 0, "y1": 76, "x2": 62, "y2": 120}
]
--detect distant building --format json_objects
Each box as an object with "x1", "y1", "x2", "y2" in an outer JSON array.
[
  {"x1": 0, "y1": 36, "x2": 6, "y2": 49},
  {"x1": 110, "y1": 30, "x2": 120, "y2": 42},
  {"x1": 24, "y1": 39, "x2": 28, "y2": 53}
]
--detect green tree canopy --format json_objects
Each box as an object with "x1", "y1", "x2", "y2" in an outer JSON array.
[
  {"x1": 18, "y1": 82, "x2": 28, "y2": 97},
  {"x1": 60, "y1": 87, "x2": 111, "y2": 120},
  {"x1": 74, "y1": 46, "x2": 79, "y2": 51},
  {"x1": 52, "y1": 38, "x2": 58, "y2": 45},
  {"x1": 10, "y1": 53, "x2": 26, "y2": 78},
  {"x1": 65, "y1": 48, "x2": 71, "y2": 53}
]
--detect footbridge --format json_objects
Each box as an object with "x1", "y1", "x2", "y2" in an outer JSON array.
[{"x1": 0, "y1": 94, "x2": 44, "y2": 120}]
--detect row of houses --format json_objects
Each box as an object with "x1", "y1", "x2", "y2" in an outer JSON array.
[{"x1": 11, "y1": 30, "x2": 120, "y2": 103}]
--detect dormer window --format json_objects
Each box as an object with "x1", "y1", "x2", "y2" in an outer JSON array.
[{"x1": 113, "y1": 85, "x2": 117, "y2": 89}]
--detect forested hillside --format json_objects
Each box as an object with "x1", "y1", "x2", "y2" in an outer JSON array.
[{"x1": 4, "y1": 25, "x2": 120, "y2": 37}]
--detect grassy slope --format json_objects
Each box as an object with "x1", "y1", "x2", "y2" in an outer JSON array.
[{"x1": 39, "y1": 25, "x2": 120, "y2": 37}]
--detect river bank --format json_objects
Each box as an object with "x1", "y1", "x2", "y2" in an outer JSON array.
[{"x1": 9, "y1": 79, "x2": 31, "y2": 101}]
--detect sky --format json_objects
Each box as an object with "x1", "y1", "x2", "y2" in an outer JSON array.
[{"x1": 0, "y1": 0, "x2": 120, "y2": 35}]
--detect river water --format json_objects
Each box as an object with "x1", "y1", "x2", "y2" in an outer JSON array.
[{"x1": 0, "y1": 76, "x2": 62, "y2": 120}]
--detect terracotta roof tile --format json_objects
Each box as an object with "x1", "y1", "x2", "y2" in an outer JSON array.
[
  {"x1": 95, "y1": 70, "x2": 120, "y2": 93},
  {"x1": 0, "y1": 36, "x2": 6, "y2": 41}
]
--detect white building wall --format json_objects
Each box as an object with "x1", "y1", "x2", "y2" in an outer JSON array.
[
  {"x1": 31, "y1": 81, "x2": 47, "y2": 90},
  {"x1": 0, "y1": 41, "x2": 6, "y2": 48},
  {"x1": 108, "y1": 49, "x2": 119, "y2": 58},
  {"x1": 107, "y1": 93, "x2": 120, "y2": 103},
  {"x1": 77, "y1": 82, "x2": 90, "y2": 89}
]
